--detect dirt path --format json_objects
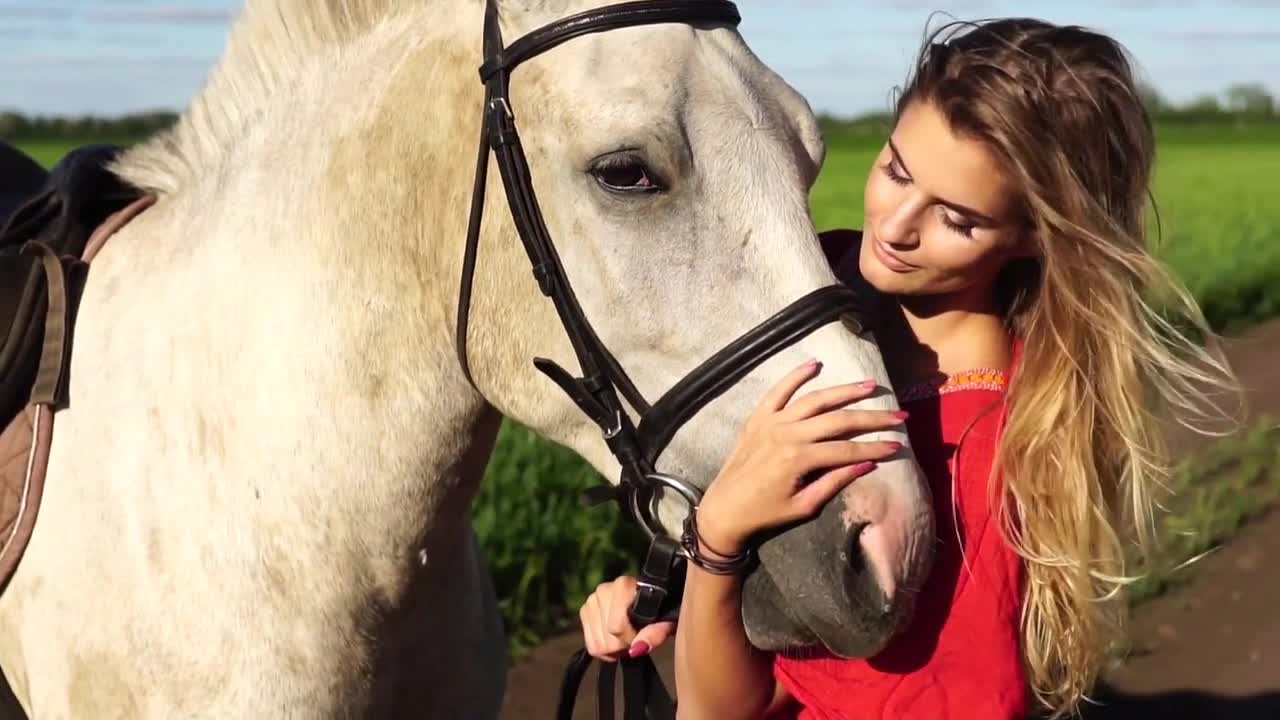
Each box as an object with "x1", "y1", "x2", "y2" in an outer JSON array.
[
  {"x1": 1082, "y1": 505, "x2": 1280, "y2": 719},
  {"x1": 502, "y1": 320, "x2": 1280, "y2": 720},
  {"x1": 1075, "y1": 320, "x2": 1280, "y2": 719}
]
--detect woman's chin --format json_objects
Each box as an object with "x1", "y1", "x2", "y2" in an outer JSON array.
[{"x1": 859, "y1": 260, "x2": 912, "y2": 295}]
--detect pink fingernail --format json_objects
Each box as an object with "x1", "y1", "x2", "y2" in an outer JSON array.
[
  {"x1": 860, "y1": 379, "x2": 878, "y2": 389},
  {"x1": 892, "y1": 410, "x2": 909, "y2": 420},
  {"x1": 885, "y1": 441, "x2": 903, "y2": 450},
  {"x1": 851, "y1": 461, "x2": 877, "y2": 474},
  {"x1": 629, "y1": 641, "x2": 651, "y2": 657}
]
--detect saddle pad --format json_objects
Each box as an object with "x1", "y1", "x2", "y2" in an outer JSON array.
[{"x1": 0, "y1": 405, "x2": 50, "y2": 591}]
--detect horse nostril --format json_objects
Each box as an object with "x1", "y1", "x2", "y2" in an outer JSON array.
[
  {"x1": 844, "y1": 520, "x2": 899, "y2": 616},
  {"x1": 843, "y1": 521, "x2": 869, "y2": 571}
]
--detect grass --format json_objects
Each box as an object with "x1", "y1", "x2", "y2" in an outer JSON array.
[
  {"x1": 11, "y1": 123, "x2": 1280, "y2": 656},
  {"x1": 15, "y1": 139, "x2": 140, "y2": 168},
  {"x1": 471, "y1": 420, "x2": 648, "y2": 654}
]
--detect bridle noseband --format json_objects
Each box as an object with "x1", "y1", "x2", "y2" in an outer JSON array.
[
  {"x1": 454, "y1": 2, "x2": 866, "y2": 717},
  {"x1": 457, "y1": 0, "x2": 865, "y2": 541}
]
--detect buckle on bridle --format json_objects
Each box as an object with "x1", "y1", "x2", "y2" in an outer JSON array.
[
  {"x1": 488, "y1": 96, "x2": 513, "y2": 120},
  {"x1": 602, "y1": 409, "x2": 623, "y2": 439},
  {"x1": 487, "y1": 97, "x2": 517, "y2": 147},
  {"x1": 630, "y1": 579, "x2": 669, "y2": 626},
  {"x1": 628, "y1": 532, "x2": 685, "y2": 629}
]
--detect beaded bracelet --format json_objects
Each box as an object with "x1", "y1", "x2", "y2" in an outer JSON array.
[{"x1": 680, "y1": 509, "x2": 754, "y2": 575}]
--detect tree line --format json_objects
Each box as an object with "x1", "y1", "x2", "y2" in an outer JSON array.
[
  {"x1": 1, "y1": 82, "x2": 1274, "y2": 143},
  {"x1": 0, "y1": 110, "x2": 178, "y2": 142},
  {"x1": 816, "y1": 81, "x2": 1278, "y2": 136}
]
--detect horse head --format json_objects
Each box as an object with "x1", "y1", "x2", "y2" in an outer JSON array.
[{"x1": 459, "y1": 0, "x2": 935, "y2": 658}]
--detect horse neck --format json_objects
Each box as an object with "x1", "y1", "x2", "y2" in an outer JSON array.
[
  {"x1": 125, "y1": 7, "x2": 515, "y2": 562},
  {"x1": 284, "y1": 15, "x2": 510, "y2": 535}
]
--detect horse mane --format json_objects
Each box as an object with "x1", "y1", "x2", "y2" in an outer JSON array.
[
  {"x1": 113, "y1": 0, "x2": 462, "y2": 194},
  {"x1": 111, "y1": 0, "x2": 590, "y2": 195}
]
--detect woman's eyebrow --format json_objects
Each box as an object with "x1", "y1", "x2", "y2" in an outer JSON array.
[{"x1": 888, "y1": 136, "x2": 998, "y2": 226}]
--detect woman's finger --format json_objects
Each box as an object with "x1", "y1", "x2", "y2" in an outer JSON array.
[
  {"x1": 794, "y1": 439, "x2": 902, "y2": 473},
  {"x1": 777, "y1": 380, "x2": 879, "y2": 422},
  {"x1": 593, "y1": 590, "x2": 625, "y2": 661},
  {"x1": 783, "y1": 407, "x2": 907, "y2": 443},
  {"x1": 580, "y1": 598, "x2": 608, "y2": 660},
  {"x1": 629, "y1": 620, "x2": 678, "y2": 657},
  {"x1": 587, "y1": 592, "x2": 627, "y2": 662},
  {"x1": 604, "y1": 585, "x2": 639, "y2": 644},
  {"x1": 598, "y1": 631, "x2": 629, "y2": 661},
  {"x1": 757, "y1": 359, "x2": 823, "y2": 415},
  {"x1": 791, "y1": 462, "x2": 877, "y2": 515}
]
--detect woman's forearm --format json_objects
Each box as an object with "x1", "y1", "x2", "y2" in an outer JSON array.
[{"x1": 672, "y1": 567, "x2": 777, "y2": 719}]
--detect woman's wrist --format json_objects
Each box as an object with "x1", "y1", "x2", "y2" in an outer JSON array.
[
  {"x1": 681, "y1": 507, "x2": 754, "y2": 576},
  {"x1": 692, "y1": 507, "x2": 746, "y2": 556}
]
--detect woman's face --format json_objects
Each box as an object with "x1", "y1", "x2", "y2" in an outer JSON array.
[{"x1": 858, "y1": 99, "x2": 1029, "y2": 307}]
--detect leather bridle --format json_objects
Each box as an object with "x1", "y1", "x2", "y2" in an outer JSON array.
[
  {"x1": 457, "y1": 0, "x2": 865, "y2": 545},
  {"x1": 454, "y1": 2, "x2": 865, "y2": 717}
]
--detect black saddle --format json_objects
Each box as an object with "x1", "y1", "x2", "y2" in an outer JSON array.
[
  {"x1": 0, "y1": 142, "x2": 48, "y2": 225},
  {"x1": 0, "y1": 142, "x2": 142, "y2": 425}
]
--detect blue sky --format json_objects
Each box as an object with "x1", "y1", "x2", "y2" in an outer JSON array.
[{"x1": 2, "y1": 1, "x2": 1277, "y2": 118}]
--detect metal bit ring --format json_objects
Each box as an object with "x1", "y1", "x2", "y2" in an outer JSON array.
[{"x1": 629, "y1": 472, "x2": 704, "y2": 543}]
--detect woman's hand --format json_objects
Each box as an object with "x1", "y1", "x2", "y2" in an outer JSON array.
[
  {"x1": 695, "y1": 358, "x2": 906, "y2": 553},
  {"x1": 579, "y1": 575, "x2": 677, "y2": 660}
]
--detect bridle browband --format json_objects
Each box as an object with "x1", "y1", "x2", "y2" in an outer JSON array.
[
  {"x1": 454, "y1": 5, "x2": 865, "y2": 715},
  {"x1": 457, "y1": 0, "x2": 865, "y2": 538}
]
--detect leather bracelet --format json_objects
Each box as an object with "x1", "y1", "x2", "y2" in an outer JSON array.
[{"x1": 680, "y1": 509, "x2": 753, "y2": 575}]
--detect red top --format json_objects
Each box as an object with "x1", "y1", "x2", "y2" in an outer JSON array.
[{"x1": 767, "y1": 231, "x2": 1030, "y2": 719}]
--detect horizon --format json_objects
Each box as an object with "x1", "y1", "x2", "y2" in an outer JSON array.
[{"x1": 1, "y1": 1, "x2": 1277, "y2": 119}]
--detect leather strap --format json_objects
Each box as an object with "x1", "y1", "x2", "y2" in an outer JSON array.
[
  {"x1": 462, "y1": 0, "x2": 674, "y2": 505},
  {"x1": 637, "y1": 284, "x2": 863, "y2": 465},
  {"x1": 557, "y1": 534, "x2": 684, "y2": 720},
  {"x1": 628, "y1": 534, "x2": 684, "y2": 628},
  {"x1": 454, "y1": 86, "x2": 492, "y2": 390},
  {"x1": 19, "y1": 242, "x2": 70, "y2": 407},
  {"x1": 479, "y1": 0, "x2": 741, "y2": 83}
]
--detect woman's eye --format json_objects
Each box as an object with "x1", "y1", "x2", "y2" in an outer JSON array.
[
  {"x1": 591, "y1": 161, "x2": 664, "y2": 193},
  {"x1": 939, "y1": 208, "x2": 977, "y2": 238}
]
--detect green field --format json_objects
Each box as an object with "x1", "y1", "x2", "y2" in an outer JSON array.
[
  {"x1": 18, "y1": 141, "x2": 78, "y2": 167},
  {"x1": 11, "y1": 123, "x2": 1280, "y2": 656}
]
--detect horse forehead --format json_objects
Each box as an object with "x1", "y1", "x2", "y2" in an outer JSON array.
[
  {"x1": 540, "y1": 20, "x2": 703, "y2": 88},
  {"x1": 544, "y1": 25, "x2": 779, "y2": 131}
]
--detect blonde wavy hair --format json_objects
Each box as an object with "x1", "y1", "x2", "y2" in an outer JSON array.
[{"x1": 893, "y1": 17, "x2": 1244, "y2": 717}]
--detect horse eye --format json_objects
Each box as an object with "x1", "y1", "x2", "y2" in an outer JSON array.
[{"x1": 591, "y1": 159, "x2": 664, "y2": 193}]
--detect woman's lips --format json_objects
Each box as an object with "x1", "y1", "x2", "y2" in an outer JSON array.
[{"x1": 872, "y1": 238, "x2": 918, "y2": 273}]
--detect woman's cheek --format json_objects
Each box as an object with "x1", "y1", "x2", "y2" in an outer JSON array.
[{"x1": 863, "y1": 170, "x2": 899, "y2": 221}]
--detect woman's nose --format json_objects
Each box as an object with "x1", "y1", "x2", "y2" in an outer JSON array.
[{"x1": 876, "y1": 202, "x2": 922, "y2": 249}]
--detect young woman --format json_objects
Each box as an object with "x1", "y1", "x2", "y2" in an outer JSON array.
[{"x1": 577, "y1": 16, "x2": 1241, "y2": 720}]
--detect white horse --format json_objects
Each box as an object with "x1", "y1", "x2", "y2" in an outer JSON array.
[{"x1": 0, "y1": 1, "x2": 934, "y2": 717}]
